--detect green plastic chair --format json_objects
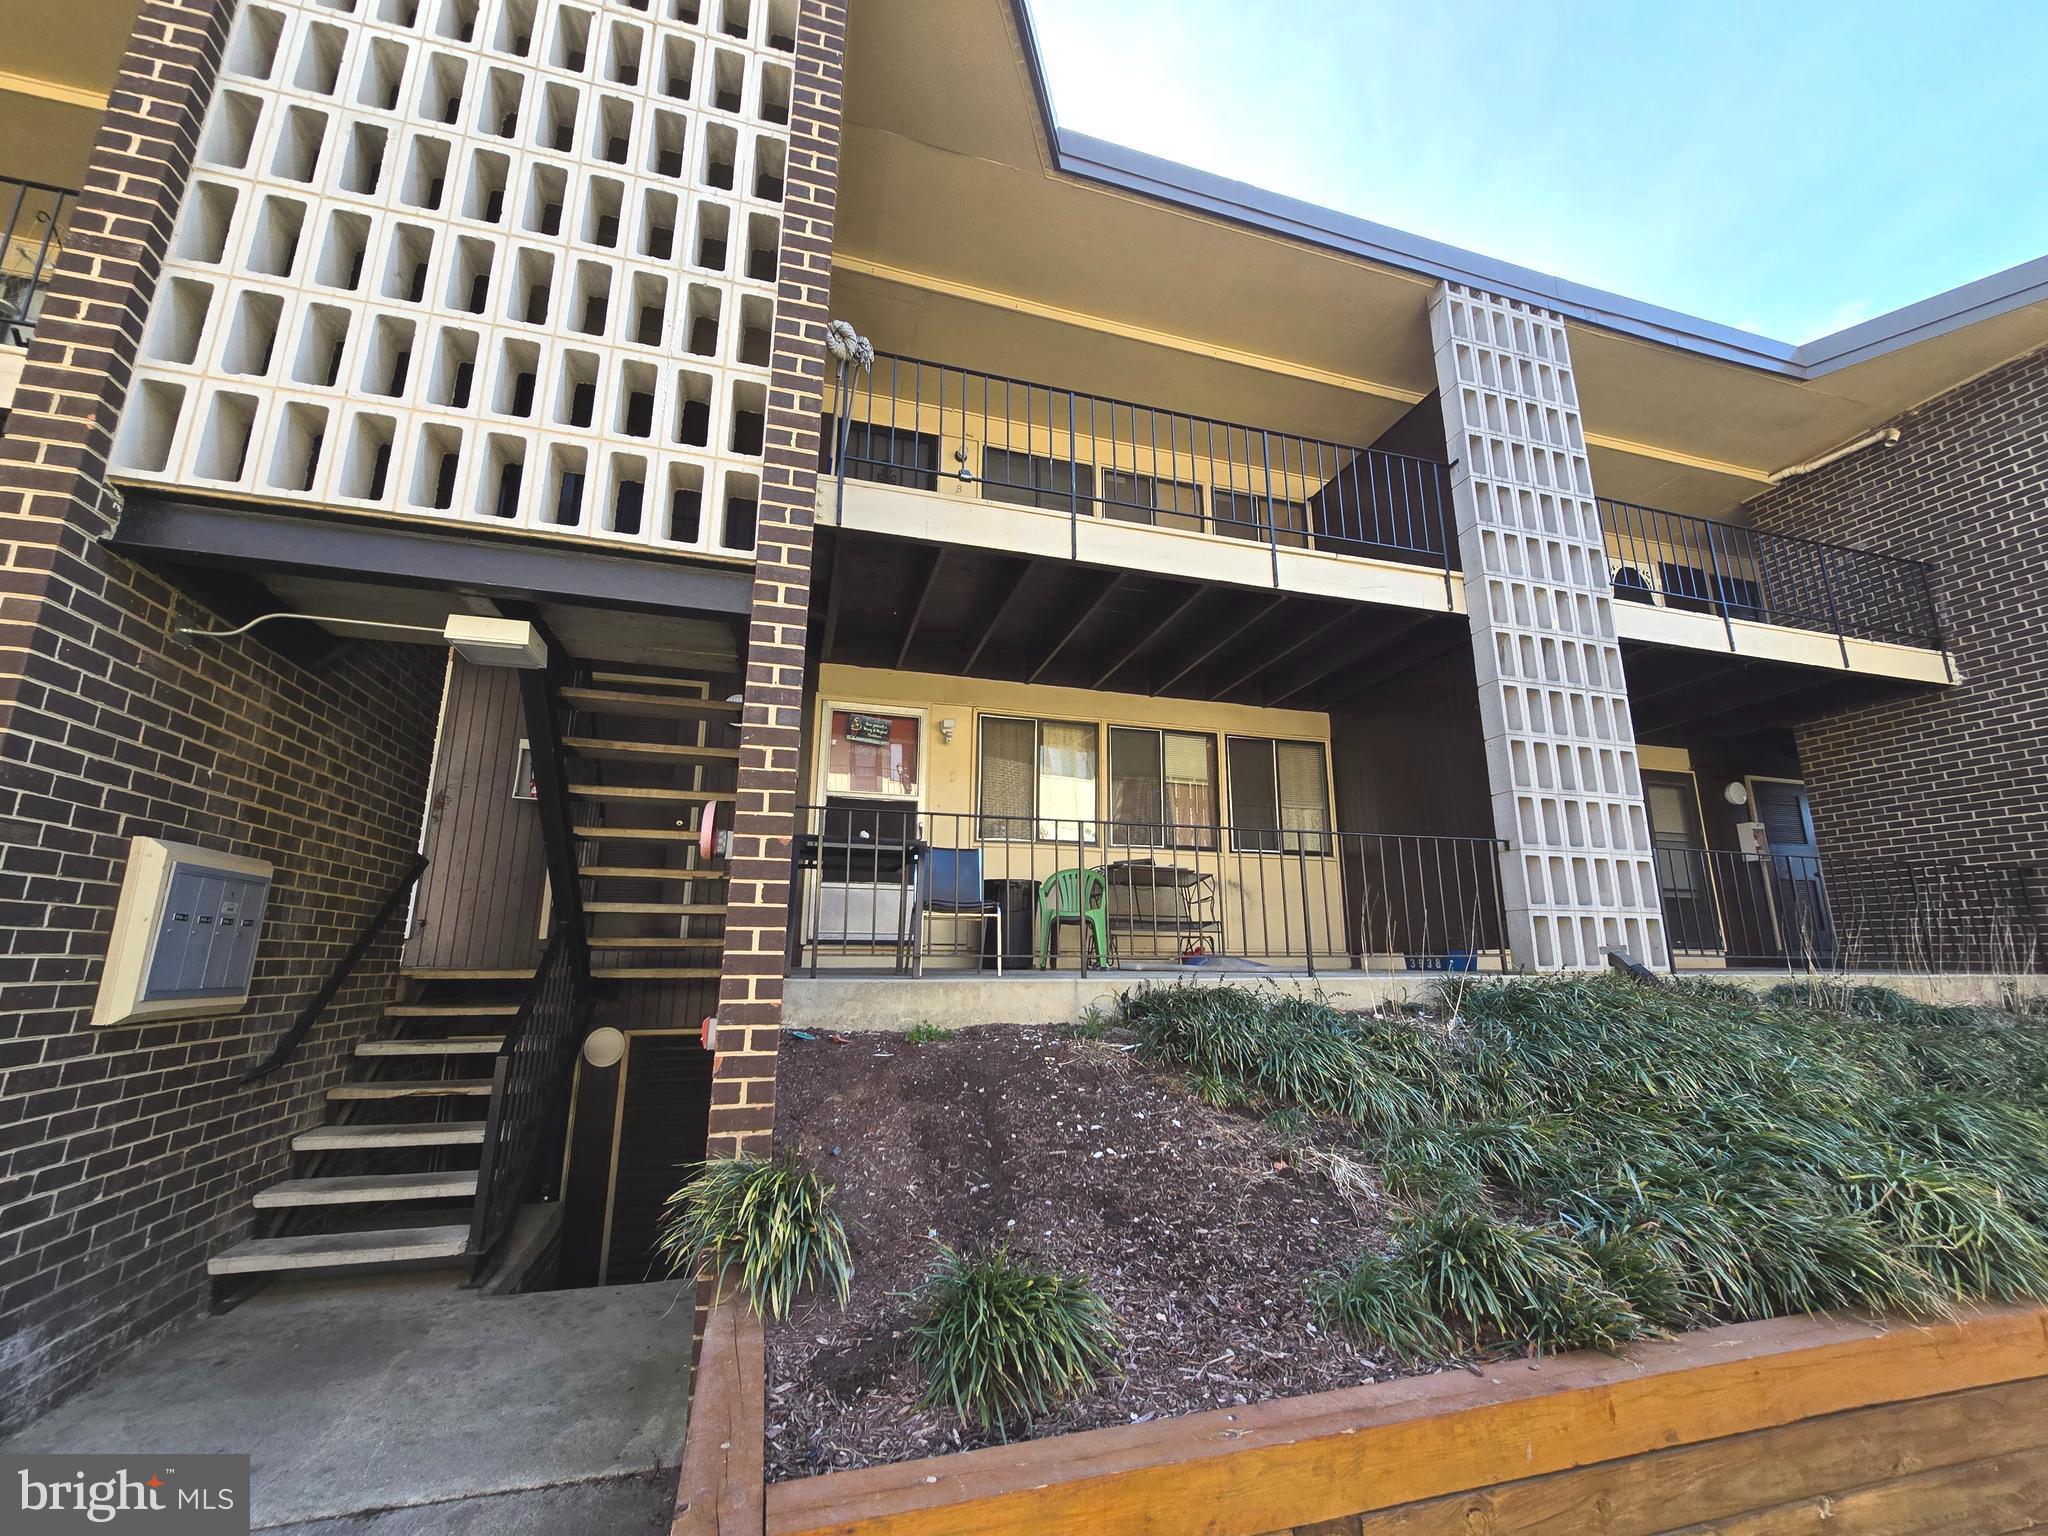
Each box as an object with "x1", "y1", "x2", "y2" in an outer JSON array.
[{"x1": 1036, "y1": 867, "x2": 1111, "y2": 969}]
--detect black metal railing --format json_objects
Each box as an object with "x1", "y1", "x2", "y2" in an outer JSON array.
[
  {"x1": 235, "y1": 855, "x2": 427, "y2": 1084},
  {"x1": 1656, "y1": 848, "x2": 2043, "y2": 974},
  {"x1": 1601, "y1": 498, "x2": 1942, "y2": 651},
  {"x1": 816, "y1": 354, "x2": 1944, "y2": 655},
  {"x1": 821, "y1": 352, "x2": 1457, "y2": 588},
  {"x1": 469, "y1": 925, "x2": 587, "y2": 1278},
  {"x1": 1, "y1": 178, "x2": 76, "y2": 348},
  {"x1": 788, "y1": 803, "x2": 1509, "y2": 976}
]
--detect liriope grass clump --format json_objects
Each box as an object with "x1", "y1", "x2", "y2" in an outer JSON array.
[
  {"x1": 1130, "y1": 973, "x2": 2048, "y2": 1363},
  {"x1": 909, "y1": 1244, "x2": 1120, "y2": 1434},
  {"x1": 657, "y1": 1151, "x2": 853, "y2": 1320}
]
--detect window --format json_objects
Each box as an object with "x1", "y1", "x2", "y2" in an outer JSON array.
[
  {"x1": 1213, "y1": 489, "x2": 1310, "y2": 548},
  {"x1": 818, "y1": 417, "x2": 939, "y2": 491},
  {"x1": 1657, "y1": 560, "x2": 1764, "y2": 621},
  {"x1": 824, "y1": 708, "x2": 920, "y2": 798},
  {"x1": 978, "y1": 715, "x2": 1098, "y2": 841},
  {"x1": 1107, "y1": 727, "x2": 1217, "y2": 848},
  {"x1": 1100, "y1": 470, "x2": 1202, "y2": 533},
  {"x1": 1226, "y1": 737, "x2": 1331, "y2": 853},
  {"x1": 980, "y1": 447, "x2": 1093, "y2": 512}
]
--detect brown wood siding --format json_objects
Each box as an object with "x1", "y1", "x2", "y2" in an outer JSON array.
[
  {"x1": 1329, "y1": 647, "x2": 1498, "y2": 959},
  {"x1": 406, "y1": 656, "x2": 548, "y2": 972}
]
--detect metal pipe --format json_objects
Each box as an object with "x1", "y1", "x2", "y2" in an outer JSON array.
[{"x1": 1768, "y1": 427, "x2": 1899, "y2": 484}]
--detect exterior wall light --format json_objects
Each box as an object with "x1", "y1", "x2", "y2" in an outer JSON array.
[{"x1": 174, "y1": 611, "x2": 547, "y2": 669}]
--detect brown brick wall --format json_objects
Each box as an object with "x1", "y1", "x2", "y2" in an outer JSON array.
[
  {"x1": 0, "y1": 0, "x2": 444, "y2": 1431},
  {"x1": 708, "y1": 0, "x2": 845, "y2": 1160},
  {"x1": 1742, "y1": 343, "x2": 2048, "y2": 871}
]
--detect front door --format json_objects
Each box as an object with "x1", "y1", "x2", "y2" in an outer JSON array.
[
  {"x1": 1751, "y1": 778, "x2": 1834, "y2": 964},
  {"x1": 813, "y1": 708, "x2": 924, "y2": 963},
  {"x1": 1644, "y1": 771, "x2": 1720, "y2": 955}
]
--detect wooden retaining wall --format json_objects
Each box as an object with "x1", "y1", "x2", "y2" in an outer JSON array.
[{"x1": 674, "y1": 1300, "x2": 2048, "y2": 1536}]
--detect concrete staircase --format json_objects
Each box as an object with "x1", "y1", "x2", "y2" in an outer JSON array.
[{"x1": 208, "y1": 971, "x2": 531, "y2": 1279}]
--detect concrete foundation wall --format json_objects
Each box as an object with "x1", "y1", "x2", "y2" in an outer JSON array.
[{"x1": 785, "y1": 969, "x2": 2048, "y2": 1032}]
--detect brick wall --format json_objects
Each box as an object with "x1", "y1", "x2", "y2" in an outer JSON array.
[
  {"x1": 709, "y1": 0, "x2": 846, "y2": 1160},
  {"x1": 1742, "y1": 343, "x2": 2048, "y2": 871},
  {"x1": 0, "y1": 0, "x2": 444, "y2": 1431}
]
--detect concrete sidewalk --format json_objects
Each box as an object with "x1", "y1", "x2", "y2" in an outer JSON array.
[{"x1": 2, "y1": 1274, "x2": 694, "y2": 1533}]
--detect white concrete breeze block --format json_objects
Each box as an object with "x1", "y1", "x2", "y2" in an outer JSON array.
[
  {"x1": 1429, "y1": 283, "x2": 1668, "y2": 970},
  {"x1": 113, "y1": 0, "x2": 799, "y2": 559}
]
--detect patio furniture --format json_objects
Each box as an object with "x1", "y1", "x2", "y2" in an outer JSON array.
[
  {"x1": 917, "y1": 846, "x2": 1005, "y2": 976},
  {"x1": 1035, "y1": 866, "x2": 1112, "y2": 969},
  {"x1": 789, "y1": 810, "x2": 924, "y2": 974},
  {"x1": 1103, "y1": 859, "x2": 1220, "y2": 956}
]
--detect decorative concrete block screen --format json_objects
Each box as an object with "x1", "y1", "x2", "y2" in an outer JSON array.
[
  {"x1": 1428, "y1": 283, "x2": 1667, "y2": 969},
  {"x1": 111, "y1": 0, "x2": 794, "y2": 556}
]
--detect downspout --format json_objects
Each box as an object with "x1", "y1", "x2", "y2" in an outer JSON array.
[{"x1": 1768, "y1": 427, "x2": 1900, "y2": 484}]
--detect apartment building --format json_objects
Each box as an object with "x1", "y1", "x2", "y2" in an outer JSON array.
[{"x1": 2, "y1": 0, "x2": 2045, "y2": 1430}]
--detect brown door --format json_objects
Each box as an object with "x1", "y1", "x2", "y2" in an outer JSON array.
[{"x1": 1644, "y1": 771, "x2": 1719, "y2": 955}]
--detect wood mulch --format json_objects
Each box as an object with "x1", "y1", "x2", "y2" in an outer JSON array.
[{"x1": 764, "y1": 1023, "x2": 1411, "y2": 1480}]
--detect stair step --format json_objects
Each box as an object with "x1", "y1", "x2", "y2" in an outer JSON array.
[
  {"x1": 329, "y1": 1078, "x2": 494, "y2": 1100},
  {"x1": 563, "y1": 737, "x2": 741, "y2": 763},
  {"x1": 574, "y1": 825, "x2": 706, "y2": 842},
  {"x1": 589, "y1": 936, "x2": 724, "y2": 949},
  {"x1": 399, "y1": 967, "x2": 535, "y2": 981},
  {"x1": 588, "y1": 672, "x2": 736, "y2": 697},
  {"x1": 568, "y1": 784, "x2": 736, "y2": 803},
  {"x1": 596, "y1": 967, "x2": 722, "y2": 980},
  {"x1": 254, "y1": 1171, "x2": 479, "y2": 1209},
  {"x1": 386, "y1": 1002, "x2": 521, "y2": 1018},
  {"x1": 586, "y1": 901, "x2": 728, "y2": 916},
  {"x1": 208, "y1": 1225, "x2": 472, "y2": 1277},
  {"x1": 295, "y1": 1121, "x2": 485, "y2": 1152},
  {"x1": 580, "y1": 865, "x2": 725, "y2": 882},
  {"x1": 561, "y1": 687, "x2": 742, "y2": 720},
  {"x1": 358, "y1": 1037, "x2": 505, "y2": 1057}
]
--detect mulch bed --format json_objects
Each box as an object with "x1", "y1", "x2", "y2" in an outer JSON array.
[{"x1": 764, "y1": 1023, "x2": 1405, "y2": 1479}]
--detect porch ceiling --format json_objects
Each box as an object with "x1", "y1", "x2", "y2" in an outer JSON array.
[
  {"x1": 812, "y1": 526, "x2": 1466, "y2": 710},
  {"x1": 1622, "y1": 641, "x2": 1932, "y2": 747},
  {"x1": 112, "y1": 491, "x2": 749, "y2": 672}
]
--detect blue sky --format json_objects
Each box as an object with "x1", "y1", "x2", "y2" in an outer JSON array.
[{"x1": 1027, "y1": 1, "x2": 2048, "y2": 343}]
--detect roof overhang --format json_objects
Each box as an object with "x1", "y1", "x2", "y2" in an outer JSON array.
[{"x1": 833, "y1": 1, "x2": 2048, "y2": 517}]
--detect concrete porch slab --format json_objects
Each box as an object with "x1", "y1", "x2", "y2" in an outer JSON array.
[
  {"x1": 0, "y1": 1275, "x2": 693, "y2": 1532},
  {"x1": 784, "y1": 968, "x2": 2048, "y2": 1030}
]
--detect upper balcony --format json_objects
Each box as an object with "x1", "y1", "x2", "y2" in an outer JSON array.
[
  {"x1": 1, "y1": 176, "x2": 81, "y2": 414},
  {"x1": 0, "y1": 3, "x2": 134, "y2": 415},
  {"x1": 819, "y1": 351, "x2": 1949, "y2": 690}
]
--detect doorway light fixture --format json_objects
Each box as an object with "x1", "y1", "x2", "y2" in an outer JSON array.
[{"x1": 174, "y1": 612, "x2": 547, "y2": 669}]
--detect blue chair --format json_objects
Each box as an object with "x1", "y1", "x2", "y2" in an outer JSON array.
[{"x1": 918, "y1": 847, "x2": 1004, "y2": 975}]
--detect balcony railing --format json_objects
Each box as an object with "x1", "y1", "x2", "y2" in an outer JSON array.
[
  {"x1": 821, "y1": 351, "x2": 1458, "y2": 585},
  {"x1": 787, "y1": 803, "x2": 1509, "y2": 976},
  {"x1": 1656, "y1": 847, "x2": 2043, "y2": 974},
  {"x1": 1603, "y1": 498, "x2": 1943, "y2": 651},
  {"x1": 1, "y1": 178, "x2": 76, "y2": 349},
  {"x1": 818, "y1": 352, "x2": 1946, "y2": 656}
]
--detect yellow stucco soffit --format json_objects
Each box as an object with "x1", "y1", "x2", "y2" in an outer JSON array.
[
  {"x1": 0, "y1": 71, "x2": 111, "y2": 112},
  {"x1": 834, "y1": 254, "x2": 1425, "y2": 406},
  {"x1": 1582, "y1": 431, "x2": 1773, "y2": 485}
]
